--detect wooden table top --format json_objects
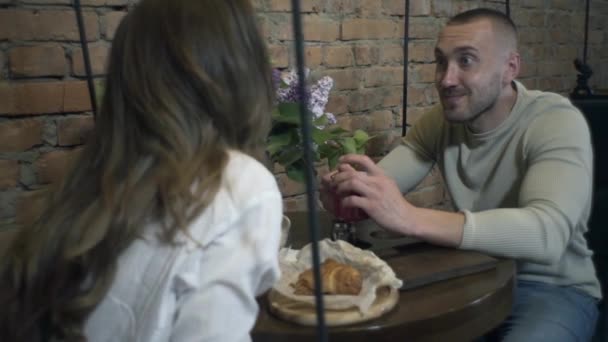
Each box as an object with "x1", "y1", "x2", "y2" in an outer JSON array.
[{"x1": 252, "y1": 211, "x2": 515, "y2": 342}]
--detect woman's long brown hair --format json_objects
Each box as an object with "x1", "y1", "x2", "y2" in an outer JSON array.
[{"x1": 0, "y1": 0, "x2": 274, "y2": 340}]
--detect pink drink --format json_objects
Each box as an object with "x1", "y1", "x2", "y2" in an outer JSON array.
[{"x1": 331, "y1": 190, "x2": 369, "y2": 222}]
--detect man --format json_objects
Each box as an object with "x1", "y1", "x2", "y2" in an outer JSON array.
[{"x1": 321, "y1": 8, "x2": 601, "y2": 341}]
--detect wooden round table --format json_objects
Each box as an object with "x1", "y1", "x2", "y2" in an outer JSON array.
[
  {"x1": 253, "y1": 259, "x2": 514, "y2": 341},
  {"x1": 253, "y1": 212, "x2": 515, "y2": 342}
]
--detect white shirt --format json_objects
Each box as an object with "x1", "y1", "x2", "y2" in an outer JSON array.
[{"x1": 85, "y1": 151, "x2": 283, "y2": 341}]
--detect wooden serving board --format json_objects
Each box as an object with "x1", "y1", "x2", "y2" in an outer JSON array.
[
  {"x1": 377, "y1": 244, "x2": 500, "y2": 290},
  {"x1": 268, "y1": 286, "x2": 398, "y2": 327}
]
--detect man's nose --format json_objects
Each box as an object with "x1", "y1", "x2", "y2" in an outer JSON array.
[{"x1": 437, "y1": 63, "x2": 459, "y2": 88}]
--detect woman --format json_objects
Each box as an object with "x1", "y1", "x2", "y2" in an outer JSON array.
[{"x1": 0, "y1": 0, "x2": 282, "y2": 340}]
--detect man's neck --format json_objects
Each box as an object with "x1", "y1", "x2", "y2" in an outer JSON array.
[{"x1": 467, "y1": 82, "x2": 518, "y2": 134}]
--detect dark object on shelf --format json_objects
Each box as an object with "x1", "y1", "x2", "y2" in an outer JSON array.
[{"x1": 571, "y1": 58, "x2": 594, "y2": 99}]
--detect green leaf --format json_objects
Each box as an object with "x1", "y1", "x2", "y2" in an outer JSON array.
[
  {"x1": 340, "y1": 137, "x2": 357, "y2": 154},
  {"x1": 313, "y1": 115, "x2": 328, "y2": 127},
  {"x1": 275, "y1": 146, "x2": 303, "y2": 167},
  {"x1": 273, "y1": 103, "x2": 302, "y2": 124},
  {"x1": 311, "y1": 128, "x2": 334, "y2": 145},
  {"x1": 267, "y1": 131, "x2": 293, "y2": 156},
  {"x1": 329, "y1": 127, "x2": 350, "y2": 135},
  {"x1": 353, "y1": 129, "x2": 371, "y2": 146},
  {"x1": 327, "y1": 149, "x2": 343, "y2": 169},
  {"x1": 286, "y1": 164, "x2": 306, "y2": 183}
]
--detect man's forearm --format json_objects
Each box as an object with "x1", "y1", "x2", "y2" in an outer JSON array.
[{"x1": 405, "y1": 206, "x2": 465, "y2": 248}]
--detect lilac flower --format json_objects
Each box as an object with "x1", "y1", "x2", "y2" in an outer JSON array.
[
  {"x1": 325, "y1": 113, "x2": 337, "y2": 125},
  {"x1": 273, "y1": 68, "x2": 334, "y2": 120}
]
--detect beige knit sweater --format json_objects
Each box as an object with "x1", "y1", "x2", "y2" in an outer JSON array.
[{"x1": 379, "y1": 81, "x2": 601, "y2": 299}]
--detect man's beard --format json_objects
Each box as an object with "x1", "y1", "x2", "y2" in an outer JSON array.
[{"x1": 440, "y1": 73, "x2": 503, "y2": 124}]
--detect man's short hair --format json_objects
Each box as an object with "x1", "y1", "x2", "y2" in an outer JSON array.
[{"x1": 447, "y1": 8, "x2": 518, "y2": 48}]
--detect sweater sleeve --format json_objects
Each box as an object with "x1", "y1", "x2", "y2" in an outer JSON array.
[
  {"x1": 378, "y1": 107, "x2": 440, "y2": 193},
  {"x1": 460, "y1": 105, "x2": 593, "y2": 265}
]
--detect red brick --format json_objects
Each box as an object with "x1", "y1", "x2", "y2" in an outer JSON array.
[
  {"x1": 356, "y1": 0, "x2": 382, "y2": 17},
  {"x1": 0, "y1": 119, "x2": 43, "y2": 152},
  {"x1": 269, "y1": 44, "x2": 289, "y2": 68},
  {"x1": 80, "y1": 0, "x2": 129, "y2": 6},
  {"x1": 325, "y1": 93, "x2": 348, "y2": 114},
  {"x1": 20, "y1": 0, "x2": 71, "y2": 4},
  {"x1": 324, "y1": 69, "x2": 360, "y2": 90},
  {"x1": 354, "y1": 45, "x2": 379, "y2": 66},
  {"x1": 411, "y1": 64, "x2": 436, "y2": 83},
  {"x1": 382, "y1": 86, "x2": 404, "y2": 107},
  {"x1": 323, "y1": 46, "x2": 354, "y2": 67},
  {"x1": 528, "y1": 11, "x2": 546, "y2": 28},
  {"x1": 409, "y1": 41, "x2": 435, "y2": 62},
  {"x1": 364, "y1": 66, "x2": 404, "y2": 87},
  {"x1": 519, "y1": 29, "x2": 543, "y2": 44},
  {"x1": 72, "y1": 43, "x2": 110, "y2": 76},
  {"x1": 305, "y1": 45, "x2": 322, "y2": 67},
  {"x1": 0, "y1": 160, "x2": 20, "y2": 190},
  {"x1": 407, "y1": 86, "x2": 429, "y2": 106},
  {"x1": 336, "y1": 115, "x2": 373, "y2": 134},
  {"x1": 341, "y1": 19, "x2": 399, "y2": 40},
  {"x1": 379, "y1": 44, "x2": 404, "y2": 64},
  {"x1": 303, "y1": 16, "x2": 340, "y2": 42},
  {"x1": 431, "y1": 0, "x2": 453, "y2": 17},
  {"x1": 0, "y1": 81, "x2": 93, "y2": 116},
  {"x1": 370, "y1": 110, "x2": 394, "y2": 131},
  {"x1": 15, "y1": 188, "x2": 48, "y2": 227},
  {"x1": 324, "y1": 0, "x2": 357, "y2": 14},
  {"x1": 550, "y1": 0, "x2": 577, "y2": 10},
  {"x1": 103, "y1": 11, "x2": 127, "y2": 40},
  {"x1": 348, "y1": 89, "x2": 383, "y2": 112},
  {"x1": 64, "y1": 81, "x2": 93, "y2": 112},
  {"x1": 0, "y1": 82, "x2": 63, "y2": 115},
  {"x1": 257, "y1": 16, "x2": 271, "y2": 40},
  {"x1": 274, "y1": 17, "x2": 294, "y2": 41},
  {"x1": 9, "y1": 44, "x2": 66, "y2": 78},
  {"x1": 268, "y1": 0, "x2": 321, "y2": 12},
  {"x1": 0, "y1": 9, "x2": 98, "y2": 41},
  {"x1": 36, "y1": 148, "x2": 82, "y2": 184},
  {"x1": 521, "y1": 0, "x2": 544, "y2": 8},
  {"x1": 57, "y1": 115, "x2": 95, "y2": 146},
  {"x1": 410, "y1": 17, "x2": 440, "y2": 39},
  {"x1": 384, "y1": 0, "x2": 431, "y2": 16}
]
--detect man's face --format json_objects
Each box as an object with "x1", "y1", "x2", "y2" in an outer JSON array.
[{"x1": 434, "y1": 19, "x2": 508, "y2": 123}]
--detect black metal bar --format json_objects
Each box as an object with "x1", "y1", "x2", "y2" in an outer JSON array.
[
  {"x1": 402, "y1": 0, "x2": 410, "y2": 137},
  {"x1": 290, "y1": 1, "x2": 328, "y2": 341},
  {"x1": 505, "y1": 0, "x2": 510, "y2": 18},
  {"x1": 583, "y1": 0, "x2": 590, "y2": 65},
  {"x1": 74, "y1": 0, "x2": 98, "y2": 118}
]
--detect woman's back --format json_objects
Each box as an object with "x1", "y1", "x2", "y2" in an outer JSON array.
[
  {"x1": 0, "y1": 0, "x2": 279, "y2": 339},
  {"x1": 85, "y1": 151, "x2": 282, "y2": 341}
]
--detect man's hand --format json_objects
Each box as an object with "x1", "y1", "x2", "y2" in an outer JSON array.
[
  {"x1": 330, "y1": 154, "x2": 416, "y2": 236},
  {"x1": 319, "y1": 170, "x2": 338, "y2": 214}
]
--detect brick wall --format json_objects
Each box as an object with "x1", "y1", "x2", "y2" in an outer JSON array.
[{"x1": 1, "y1": 0, "x2": 607, "y2": 228}]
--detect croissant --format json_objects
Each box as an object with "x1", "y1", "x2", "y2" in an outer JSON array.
[{"x1": 292, "y1": 258, "x2": 362, "y2": 296}]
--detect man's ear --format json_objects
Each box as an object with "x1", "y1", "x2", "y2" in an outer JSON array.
[{"x1": 503, "y1": 51, "x2": 521, "y2": 85}]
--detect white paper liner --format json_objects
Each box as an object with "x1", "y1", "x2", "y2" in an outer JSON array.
[{"x1": 274, "y1": 238, "x2": 403, "y2": 314}]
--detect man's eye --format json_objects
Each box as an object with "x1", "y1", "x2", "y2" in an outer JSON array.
[{"x1": 460, "y1": 55, "x2": 474, "y2": 66}]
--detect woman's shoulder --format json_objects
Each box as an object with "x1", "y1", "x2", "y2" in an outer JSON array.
[{"x1": 223, "y1": 150, "x2": 280, "y2": 201}]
